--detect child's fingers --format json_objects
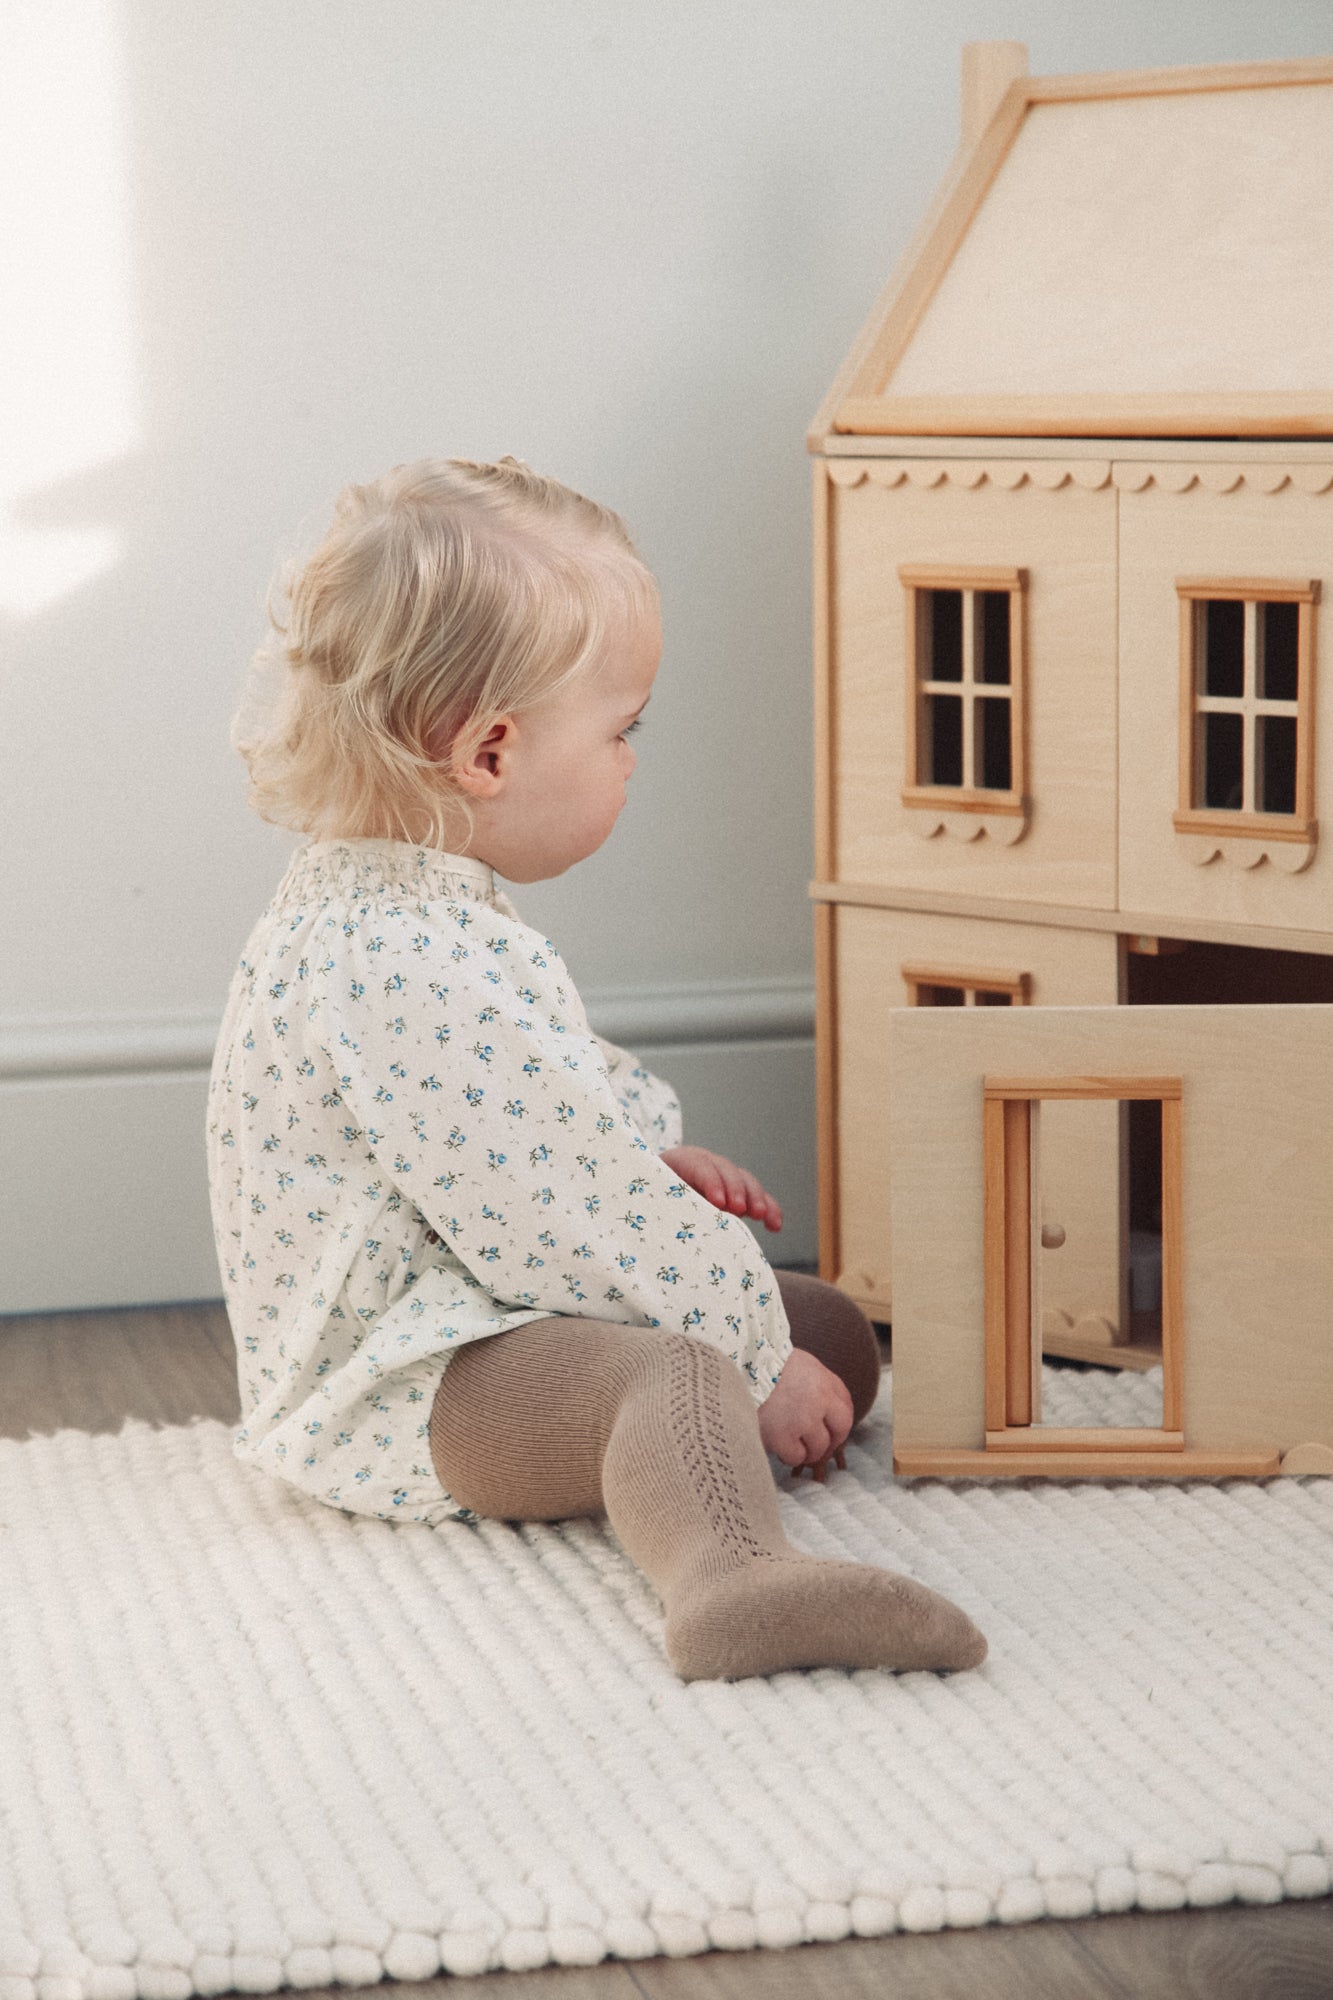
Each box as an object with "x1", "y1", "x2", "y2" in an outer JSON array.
[
  {"x1": 703, "y1": 1153, "x2": 784, "y2": 1231},
  {"x1": 736, "y1": 1170, "x2": 764, "y2": 1213},
  {"x1": 768, "y1": 1428, "x2": 806, "y2": 1470},
  {"x1": 735, "y1": 1167, "x2": 782, "y2": 1229},
  {"x1": 671, "y1": 1148, "x2": 727, "y2": 1207},
  {"x1": 798, "y1": 1418, "x2": 835, "y2": 1466}
]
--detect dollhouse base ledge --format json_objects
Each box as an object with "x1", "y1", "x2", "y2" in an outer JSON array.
[{"x1": 893, "y1": 1446, "x2": 1285, "y2": 1479}]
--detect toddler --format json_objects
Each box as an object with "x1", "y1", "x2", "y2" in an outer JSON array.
[{"x1": 206, "y1": 456, "x2": 986, "y2": 1682}]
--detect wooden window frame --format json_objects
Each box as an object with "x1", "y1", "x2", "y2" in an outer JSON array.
[
  {"x1": 1173, "y1": 577, "x2": 1319, "y2": 845},
  {"x1": 899, "y1": 565, "x2": 1028, "y2": 816},
  {"x1": 902, "y1": 962, "x2": 1030, "y2": 1006},
  {"x1": 982, "y1": 1076, "x2": 1184, "y2": 1460}
]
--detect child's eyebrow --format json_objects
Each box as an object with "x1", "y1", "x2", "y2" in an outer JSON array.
[{"x1": 624, "y1": 694, "x2": 652, "y2": 721}]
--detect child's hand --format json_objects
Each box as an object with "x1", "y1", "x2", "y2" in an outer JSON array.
[
  {"x1": 659, "y1": 1145, "x2": 783, "y2": 1232},
  {"x1": 757, "y1": 1349, "x2": 853, "y2": 1471}
]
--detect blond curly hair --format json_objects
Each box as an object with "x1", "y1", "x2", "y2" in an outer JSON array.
[{"x1": 232, "y1": 456, "x2": 658, "y2": 849}]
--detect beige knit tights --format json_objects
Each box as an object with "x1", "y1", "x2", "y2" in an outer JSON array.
[{"x1": 429, "y1": 1270, "x2": 986, "y2": 1682}]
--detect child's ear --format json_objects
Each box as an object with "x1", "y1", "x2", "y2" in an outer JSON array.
[{"x1": 449, "y1": 716, "x2": 516, "y2": 798}]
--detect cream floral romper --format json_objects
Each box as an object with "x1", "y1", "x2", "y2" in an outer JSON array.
[{"x1": 206, "y1": 839, "x2": 792, "y2": 1525}]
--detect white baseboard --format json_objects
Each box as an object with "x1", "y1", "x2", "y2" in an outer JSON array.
[
  {"x1": 0, "y1": 1015, "x2": 815, "y2": 1315},
  {"x1": 0, "y1": 977, "x2": 814, "y2": 1079}
]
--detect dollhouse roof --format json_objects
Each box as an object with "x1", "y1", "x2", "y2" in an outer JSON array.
[{"x1": 813, "y1": 52, "x2": 1333, "y2": 443}]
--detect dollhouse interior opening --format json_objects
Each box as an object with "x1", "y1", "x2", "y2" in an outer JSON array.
[
  {"x1": 1124, "y1": 1098, "x2": 1163, "y2": 1357},
  {"x1": 1125, "y1": 937, "x2": 1333, "y2": 1007},
  {"x1": 1033, "y1": 1096, "x2": 1164, "y2": 1431},
  {"x1": 984, "y1": 1079, "x2": 1183, "y2": 1450}
]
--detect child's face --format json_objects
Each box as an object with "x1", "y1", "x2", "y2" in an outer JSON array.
[{"x1": 455, "y1": 604, "x2": 662, "y2": 883}]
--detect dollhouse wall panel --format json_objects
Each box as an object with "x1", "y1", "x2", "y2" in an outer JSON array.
[
  {"x1": 888, "y1": 1004, "x2": 1333, "y2": 1459},
  {"x1": 831, "y1": 903, "x2": 1119, "y2": 1318},
  {"x1": 829, "y1": 468, "x2": 1118, "y2": 906},
  {"x1": 1118, "y1": 472, "x2": 1333, "y2": 932}
]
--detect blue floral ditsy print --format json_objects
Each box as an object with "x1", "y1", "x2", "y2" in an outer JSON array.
[{"x1": 205, "y1": 839, "x2": 792, "y2": 1525}]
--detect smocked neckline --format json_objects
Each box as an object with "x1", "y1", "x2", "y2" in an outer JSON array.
[{"x1": 277, "y1": 838, "x2": 500, "y2": 908}]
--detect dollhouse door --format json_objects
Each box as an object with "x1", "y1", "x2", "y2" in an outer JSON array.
[{"x1": 1033, "y1": 1091, "x2": 1156, "y2": 1369}]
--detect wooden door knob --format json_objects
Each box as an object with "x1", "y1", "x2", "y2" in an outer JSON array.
[{"x1": 1040, "y1": 1223, "x2": 1066, "y2": 1249}]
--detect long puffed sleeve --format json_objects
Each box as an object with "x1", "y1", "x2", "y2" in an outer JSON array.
[
  {"x1": 591, "y1": 1034, "x2": 684, "y2": 1151},
  {"x1": 489, "y1": 882, "x2": 684, "y2": 1151},
  {"x1": 490, "y1": 881, "x2": 683, "y2": 1150},
  {"x1": 306, "y1": 896, "x2": 790, "y2": 1401}
]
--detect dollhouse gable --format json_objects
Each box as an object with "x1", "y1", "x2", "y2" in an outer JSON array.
[{"x1": 819, "y1": 53, "x2": 1333, "y2": 441}]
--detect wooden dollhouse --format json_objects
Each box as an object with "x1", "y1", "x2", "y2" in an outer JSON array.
[{"x1": 809, "y1": 44, "x2": 1333, "y2": 1373}]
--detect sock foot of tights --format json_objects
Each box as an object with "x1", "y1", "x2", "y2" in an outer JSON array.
[{"x1": 430, "y1": 1318, "x2": 986, "y2": 1682}]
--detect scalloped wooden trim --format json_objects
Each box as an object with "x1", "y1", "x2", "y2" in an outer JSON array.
[
  {"x1": 904, "y1": 807, "x2": 1029, "y2": 846},
  {"x1": 826, "y1": 459, "x2": 1113, "y2": 491},
  {"x1": 1176, "y1": 830, "x2": 1317, "y2": 874},
  {"x1": 829, "y1": 460, "x2": 1333, "y2": 494},
  {"x1": 1114, "y1": 464, "x2": 1333, "y2": 495}
]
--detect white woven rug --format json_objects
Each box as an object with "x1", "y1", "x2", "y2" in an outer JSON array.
[{"x1": 3, "y1": 1365, "x2": 1332, "y2": 1995}]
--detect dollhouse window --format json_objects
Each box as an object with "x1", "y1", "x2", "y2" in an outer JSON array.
[
  {"x1": 1173, "y1": 579, "x2": 1318, "y2": 842},
  {"x1": 899, "y1": 566, "x2": 1027, "y2": 817},
  {"x1": 902, "y1": 963, "x2": 1029, "y2": 1007}
]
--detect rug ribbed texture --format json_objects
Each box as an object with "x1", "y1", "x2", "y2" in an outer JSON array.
[{"x1": 3, "y1": 1366, "x2": 1331, "y2": 1994}]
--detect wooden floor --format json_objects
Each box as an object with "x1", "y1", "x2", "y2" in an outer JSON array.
[{"x1": 4, "y1": 1300, "x2": 1333, "y2": 2000}]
